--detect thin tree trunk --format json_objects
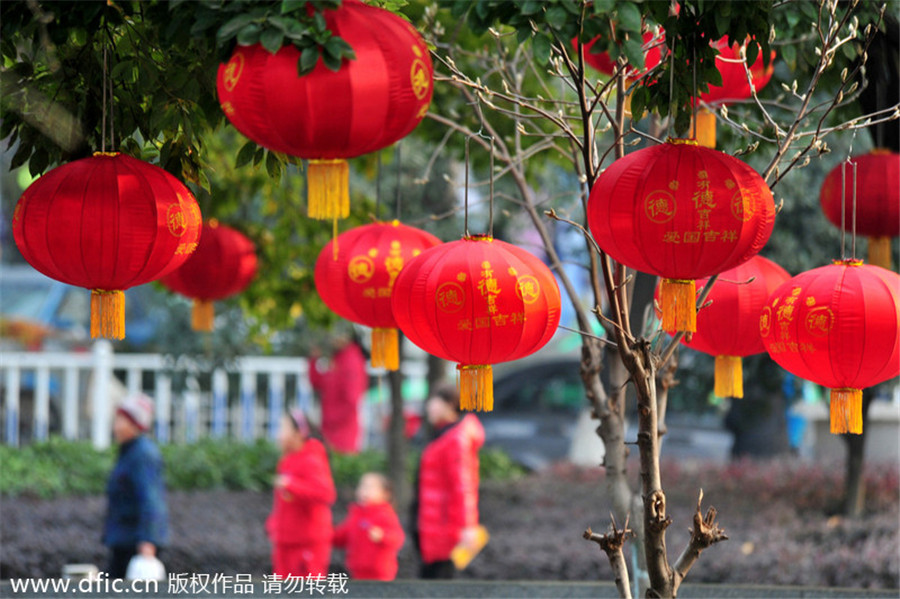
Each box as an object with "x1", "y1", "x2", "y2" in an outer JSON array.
[{"x1": 842, "y1": 388, "x2": 873, "y2": 517}]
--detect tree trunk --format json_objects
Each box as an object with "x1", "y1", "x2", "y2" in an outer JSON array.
[
  {"x1": 388, "y1": 336, "x2": 408, "y2": 511},
  {"x1": 842, "y1": 388, "x2": 874, "y2": 518}
]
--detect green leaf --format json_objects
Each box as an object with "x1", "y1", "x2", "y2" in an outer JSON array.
[
  {"x1": 260, "y1": 28, "x2": 285, "y2": 54},
  {"x1": 322, "y1": 50, "x2": 342, "y2": 72},
  {"x1": 28, "y1": 147, "x2": 49, "y2": 178},
  {"x1": 621, "y1": 38, "x2": 644, "y2": 70},
  {"x1": 217, "y1": 14, "x2": 257, "y2": 43},
  {"x1": 110, "y1": 59, "x2": 134, "y2": 81},
  {"x1": 235, "y1": 141, "x2": 257, "y2": 168},
  {"x1": 313, "y1": 11, "x2": 327, "y2": 32},
  {"x1": 237, "y1": 23, "x2": 262, "y2": 46},
  {"x1": 299, "y1": 46, "x2": 319, "y2": 75},
  {"x1": 629, "y1": 85, "x2": 650, "y2": 122},
  {"x1": 266, "y1": 151, "x2": 281, "y2": 179},
  {"x1": 746, "y1": 42, "x2": 759, "y2": 68},
  {"x1": 533, "y1": 33, "x2": 551, "y2": 65},
  {"x1": 592, "y1": 0, "x2": 615, "y2": 13},
  {"x1": 616, "y1": 3, "x2": 642, "y2": 34},
  {"x1": 520, "y1": 1, "x2": 541, "y2": 15},
  {"x1": 545, "y1": 6, "x2": 568, "y2": 30},
  {"x1": 281, "y1": 0, "x2": 306, "y2": 15}
]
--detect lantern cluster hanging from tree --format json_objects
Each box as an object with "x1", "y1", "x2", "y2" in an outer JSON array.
[
  {"x1": 216, "y1": 0, "x2": 433, "y2": 222},
  {"x1": 587, "y1": 138, "x2": 775, "y2": 334},
  {"x1": 392, "y1": 236, "x2": 561, "y2": 411},
  {"x1": 760, "y1": 261, "x2": 900, "y2": 434},
  {"x1": 315, "y1": 221, "x2": 441, "y2": 370},
  {"x1": 657, "y1": 255, "x2": 790, "y2": 398},
  {"x1": 819, "y1": 150, "x2": 899, "y2": 269},
  {"x1": 160, "y1": 220, "x2": 258, "y2": 332},
  {"x1": 12, "y1": 152, "x2": 202, "y2": 340}
]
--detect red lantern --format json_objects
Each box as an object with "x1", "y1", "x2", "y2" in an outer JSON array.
[
  {"x1": 819, "y1": 150, "x2": 900, "y2": 269},
  {"x1": 694, "y1": 38, "x2": 776, "y2": 148},
  {"x1": 315, "y1": 221, "x2": 441, "y2": 370},
  {"x1": 578, "y1": 30, "x2": 664, "y2": 78},
  {"x1": 216, "y1": 0, "x2": 433, "y2": 221},
  {"x1": 760, "y1": 260, "x2": 900, "y2": 434},
  {"x1": 588, "y1": 138, "x2": 775, "y2": 334},
  {"x1": 656, "y1": 255, "x2": 790, "y2": 398},
  {"x1": 160, "y1": 220, "x2": 258, "y2": 331},
  {"x1": 391, "y1": 236, "x2": 562, "y2": 411},
  {"x1": 12, "y1": 152, "x2": 202, "y2": 340}
]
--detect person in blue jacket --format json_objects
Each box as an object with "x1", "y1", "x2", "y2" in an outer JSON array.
[{"x1": 103, "y1": 394, "x2": 169, "y2": 579}]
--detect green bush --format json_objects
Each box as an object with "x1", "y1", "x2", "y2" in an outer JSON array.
[{"x1": 0, "y1": 438, "x2": 524, "y2": 498}]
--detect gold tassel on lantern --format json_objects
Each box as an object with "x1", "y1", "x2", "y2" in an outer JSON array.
[
  {"x1": 192, "y1": 300, "x2": 215, "y2": 332},
  {"x1": 90, "y1": 289, "x2": 125, "y2": 340},
  {"x1": 307, "y1": 159, "x2": 349, "y2": 221},
  {"x1": 659, "y1": 278, "x2": 697, "y2": 333},
  {"x1": 371, "y1": 328, "x2": 399, "y2": 371},
  {"x1": 830, "y1": 388, "x2": 863, "y2": 435},
  {"x1": 868, "y1": 236, "x2": 892, "y2": 270},
  {"x1": 692, "y1": 107, "x2": 717, "y2": 148},
  {"x1": 714, "y1": 355, "x2": 743, "y2": 398},
  {"x1": 457, "y1": 364, "x2": 493, "y2": 412}
]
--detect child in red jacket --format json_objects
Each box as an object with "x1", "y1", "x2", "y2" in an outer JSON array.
[
  {"x1": 266, "y1": 410, "x2": 336, "y2": 578},
  {"x1": 333, "y1": 473, "x2": 405, "y2": 580}
]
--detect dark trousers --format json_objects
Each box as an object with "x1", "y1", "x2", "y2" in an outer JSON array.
[
  {"x1": 419, "y1": 560, "x2": 455, "y2": 579},
  {"x1": 108, "y1": 546, "x2": 164, "y2": 579}
]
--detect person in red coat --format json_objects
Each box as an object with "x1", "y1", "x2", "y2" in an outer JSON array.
[
  {"x1": 309, "y1": 334, "x2": 368, "y2": 454},
  {"x1": 412, "y1": 383, "x2": 485, "y2": 579},
  {"x1": 333, "y1": 472, "x2": 405, "y2": 580},
  {"x1": 266, "y1": 410, "x2": 336, "y2": 577}
]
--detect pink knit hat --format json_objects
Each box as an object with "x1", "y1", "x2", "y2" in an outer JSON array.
[{"x1": 117, "y1": 394, "x2": 154, "y2": 432}]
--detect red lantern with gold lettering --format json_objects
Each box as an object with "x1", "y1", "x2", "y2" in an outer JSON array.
[
  {"x1": 588, "y1": 139, "x2": 775, "y2": 334},
  {"x1": 391, "y1": 236, "x2": 562, "y2": 411},
  {"x1": 760, "y1": 261, "x2": 900, "y2": 434},
  {"x1": 819, "y1": 150, "x2": 900, "y2": 269},
  {"x1": 12, "y1": 152, "x2": 202, "y2": 340},
  {"x1": 315, "y1": 221, "x2": 441, "y2": 370},
  {"x1": 217, "y1": 0, "x2": 433, "y2": 222},
  {"x1": 160, "y1": 220, "x2": 258, "y2": 331},
  {"x1": 655, "y1": 255, "x2": 790, "y2": 398}
]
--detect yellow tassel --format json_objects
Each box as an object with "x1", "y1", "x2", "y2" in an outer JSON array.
[
  {"x1": 457, "y1": 364, "x2": 493, "y2": 412},
  {"x1": 660, "y1": 279, "x2": 696, "y2": 333},
  {"x1": 714, "y1": 355, "x2": 743, "y2": 398},
  {"x1": 868, "y1": 236, "x2": 892, "y2": 270},
  {"x1": 693, "y1": 107, "x2": 717, "y2": 148},
  {"x1": 371, "y1": 328, "x2": 399, "y2": 371},
  {"x1": 830, "y1": 388, "x2": 863, "y2": 435},
  {"x1": 91, "y1": 289, "x2": 125, "y2": 340},
  {"x1": 192, "y1": 300, "x2": 215, "y2": 332},
  {"x1": 307, "y1": 159, "x2": 349, "y2": 221}
]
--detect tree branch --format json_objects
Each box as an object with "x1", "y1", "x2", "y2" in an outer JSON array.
[
  {"x1": 584, "y1": 515, "x2": 635, "y2": 599},
  {"x1": 672, "y1": 490, "x2": 729, "y2": 594}
]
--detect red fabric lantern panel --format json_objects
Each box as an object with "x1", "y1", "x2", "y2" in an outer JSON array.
[
  {"x1": 12, "y1": 152, "x2": 202, "y2": 340},
  {"x1": 578, "y1": 30, "x2": 663, "y2": 78},
  {"x1": 216, "y1": 0, "x2": 433, "y2": 221},
  {"x1": 391, "y1": 236, "x2": 562, "y2": 411},
  {"x1": 160, "y1": 220, "x2": 258, "y2": 331},
  {"x1": 819, "y1": 150, "x2": 900, "y2": 269},
  {"x1": 655, "y1": 255, "x2": 790, "y2": 398},
  {"x1": 760, "y1": 261, "x2": 900, "y2": 434},
  {"x1": 588, "y1": 139, "x2": 775, "y2": 333},
  {"x1": 315, "y1": 221, "x2": 441, "y2": 370}
]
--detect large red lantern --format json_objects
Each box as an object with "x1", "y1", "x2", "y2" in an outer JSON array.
[
  {"x1": 694, "y1": 38, "x2": 776, "y2": 148},
  {"x1": 391, "y1": 236, "x2": 562, "y2": 411},
  {"x1": 760, "y1": 261, "x2": 900, "y2": 434},
  {"x1": 160, "y1": 220, "x2": 258, "y2": 331},
  {"x1": 315, "y1": 221, "x2": 441, "y2": 370},
  {"x1": 657, "y1": 255, "x2": 790, "y2": 398},
  {"x1": 588, "y1": 139, "x2": 775, "y2": 333},
  {"x1": 819, "y1": 150, "x2": 900, "y2": 269},
  {"x1": 12, "y1": 152, "x2": 202, "y2": 340},
  {"x1": 216, "y1": 0, "x2": 433, "y2": 221}
]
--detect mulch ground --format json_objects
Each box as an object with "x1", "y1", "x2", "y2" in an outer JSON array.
[{"x1": 2, "y1": 457, "x2": 897, "y2": 589}]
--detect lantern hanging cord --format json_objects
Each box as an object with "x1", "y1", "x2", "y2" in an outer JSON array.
[
  {"x1": 464, "y1": 136, "x2": 470, "y2": 237},
  {"x1": 395, "y1": 141, "x2": 402, "y2": 221},
  {"x1": 101, "y1": 45, "x2": 107, "y2": 153},
  {"x1": 851, "y1": 159, "x2": 858, "y2": 260},
  {"x1": 488, "y1": 136, "x2": 494, "y2": 238},
  {"x1": 667, "y1": 37, "x2": 676, "y2": 139},
  {"x1": 376, "y1": 151, "x2": 382, "y2": 220},
  {"x1": 691, "y1": 43, "x2": 698, "y2": 140}
]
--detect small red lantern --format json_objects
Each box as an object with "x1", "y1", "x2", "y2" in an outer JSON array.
[
  {"x1": 588, "y1": 139, "x2": 775, "y2": 334},
  {"x1": 216, "y1": 0, "x2": 433, "y2": 221},
  {"x1": 315, "y1": 221, "x2": 441, "y2": 370},
  {"x1": 656, "y1": 255, "x2": 790, "y2": 398},
  {"x1": 694, "y1": 38, "x2": 776, "y2": 148},
  {"x1": 391, "y1": 236, "x2": 562, "y2": 411},
  {"x1": 760, "y1": 260, "x2": 900, "y2": 434},
  {"x1": 160, "y1": 220, "x2": 258, "y2": 331},
  {"x1": 819, "y1": 150, "x2": 900, "y2": 269},
  {"x1": 12, "y1": 153, "x2": 202, "y2": 339},
  {"x1": 579, "y1": 29, "x2": 664, "y2": 78}
]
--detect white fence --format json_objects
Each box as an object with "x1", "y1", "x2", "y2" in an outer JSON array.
[{"x1": 1, "y1": 341, "x2": 426, "y2": 449}]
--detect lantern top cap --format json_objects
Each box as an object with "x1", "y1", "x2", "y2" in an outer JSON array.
[
  {"x1": 832, "y1": 259, "x2": 864, "y2": 267},
  {"x1": 92, "y1": 151, "x2": 120, "y2": 158},
  {"x1": 208, "y1": 218, "x2": 219, "y2": 228},
  {"x1": 463, "y1": 234, "x2": 494, "y2": 242},
  {"x1": 871, "y1": 148, "x2": 894, "y2": 156},
  {"x1": 666, "y1": 138, "x2": 699, "y2": 146}
]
